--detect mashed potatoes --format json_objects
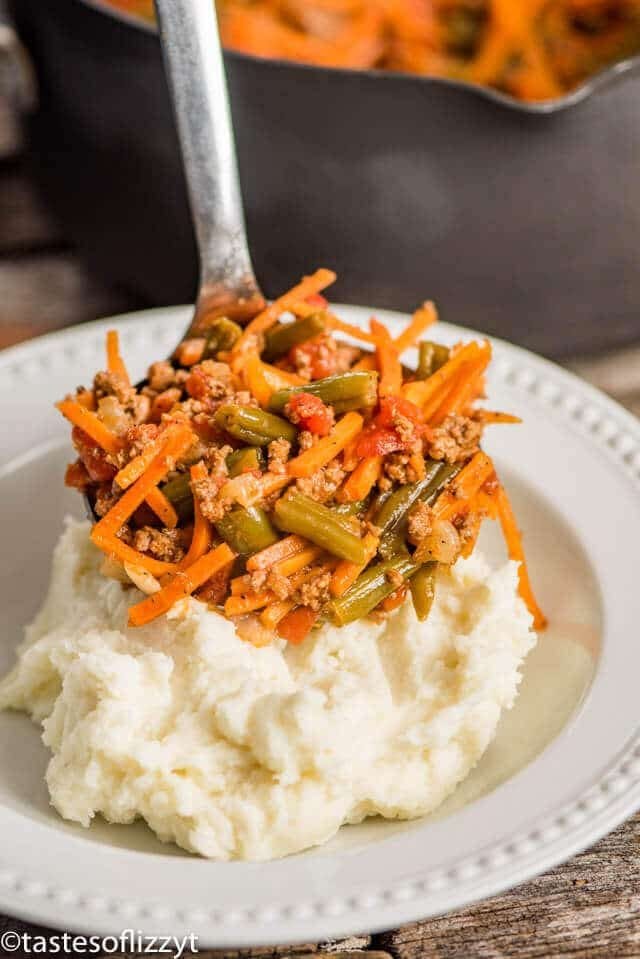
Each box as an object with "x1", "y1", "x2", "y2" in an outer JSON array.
[{"x1": 0, "y1": 519, "x2": 535, "y2": 860}]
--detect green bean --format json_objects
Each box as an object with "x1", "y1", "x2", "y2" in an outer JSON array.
[
  {"x1": 215, "y1": 507, "x2": 278, "y2": 556},
  {"x1": 215, "y1": 404, "x2": 297, "y2": 447},
  {"x1": 161, "y1": 472, "x2": 194, "y2": 522},
  {"x1": 334, "y1": 500, "x2": 367, "y2": 518},
  {"x1": 328, "y1": 555, "x2": 420, "y2": 626},
  {"x1": 269, "y1": 371, "x2": 378, "y2": 414},
  {"x1": 376, "y1": 461, "x2": 461, "y2": 558},
  {"x1": 410, "y1": 564, "x2": 437, "y2": 622},
  {"x1": 274, "y1": 491, "x2": 368, "y2": 564},
  {"x1": 263, "y1": 313, "x2": 326, "y2": 361},
  {"x1": 226, "y1": 447, "x2": 265, "y2": 477},
  {"x1": 203, "y1": 317, "x2": 242, "y2": 357},
  {"x1": 417, "y1": 341, "x2": 450, "y2": 379}
]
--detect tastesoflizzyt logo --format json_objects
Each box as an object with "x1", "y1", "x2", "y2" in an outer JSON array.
[{"x1": 0, "y1": 928, "x2": 199, "y2": 956}]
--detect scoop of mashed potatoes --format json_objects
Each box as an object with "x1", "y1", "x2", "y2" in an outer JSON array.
[{"x1": 0, "y1": 519, "x2": 535, "y2": 860}]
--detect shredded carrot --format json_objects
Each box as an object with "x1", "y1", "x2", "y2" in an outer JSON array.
[
  {"x1": 351, "y1": 353, "x2": 377, "y2": 372},
  {"x1": 145, "y1": 487, "x2": 179, "y2": 529},
  {"x1": 92, "y1": 425, "x2": 194, "y2": 538},
  {"x1": 371, "y1": 317, "x2": 402, "y2": 397},
  {"x1": 246, "y1": 534, "x2": 309, "y2": 572},
  {"x1": 56, "y1": 400, "x2": 123, "y2": 455},
  {"x1": 401, "y1": 341, "x2": 482, "y2": 411},
  {"x1": 244, "y1": 353, "x2": 274, "y2": 407},
  {"x1": 429, "y1": 350, "x2": 491, "y2": 425},
  {"x1": 225, "y1": 590, "x2": 275, "y2": 617},
  {"x1": 475, "y1": 410, "x2": 522, "y2": 425},
  {"x1": 277, "y1": 606, "x2": 319, "y2": 644},
  {"x1": 495, "y1": 485, "x2": 547, "y2": 630},
  {"x1": 287, "y1": 411, "x2": 364, "y2": 478},
  {"x1": 260, "y1": 361, "x2": 305, "y2": 389},
  {"x1": 233, "y1": 269, "x2": 336, "y2": 353},
  {"x1": 380, "y1": 584, "x2": 408, "y2": 613},
  {"x1": 394, "y1": 301, "x2": 438, "y2": 355},
  {"x1": 260, "y1": 598, "x2": 296, "y2": 630},
  {"x1": 274, "y1": 545, "x2": 323, "y2": 577},
  {"x1": 178, "y1": 462, "x2": 212, "y2": 569},
  {"x1": 128, "y1": 542, "x2": 237, "y2": 627},
  {"x1": 175, "y1": 337, "x2": 206, "y2": 367},
  {"x1": 337, "y1": 455, "x2": 382, "y2": 502},
  {"x1": 114, "y1": 428, "x2": 177, "y2": 489},
  {"x1": 330, "y1": 531, "x2": 379, "y2": 597},
  {"x1": 91, "y1": 528, "x2": 178, "y2": 577},
  {"x1": 105, "y1": 330, "x2": 130, "y2": 384},
  {"x1": 433, "y1": 451, "x2": 495, "y2": 521},
  {"x1": 408, "y1": 451, "x2": 427, "y2": 480}
]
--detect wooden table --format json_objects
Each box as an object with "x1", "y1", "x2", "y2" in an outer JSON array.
[{"x1": 2, "y1": 100, "x2": 640, "y2": 959}]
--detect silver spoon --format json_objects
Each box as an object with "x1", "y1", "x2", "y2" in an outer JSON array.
[{"x1": 154, "y1": 0, "x2": 264, "y2": 335}]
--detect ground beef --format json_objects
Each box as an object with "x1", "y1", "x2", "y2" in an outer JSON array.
[
  {"x1": 94, "y1": 484, "x2": 120, "y2": 518},
  {"x1": 335, "y1": 344, "x2": 361, "y2": 372},
  {"x1": 295, "y1": 569, "x2": 332, "y2": 611},
  {"x1": 382, "y1": 453, "x2": 423, "y2": 486},
  {"x1": 298, "y1": 430, "x2": 318, "y2": 451},
  {"x1": 205, "y1": 444, "x2": 233, "y2": 484},
  {"x1": 266, "y1": 570, "x2": 293, "y2": 600},
  {"x1": 185, "y1": 360, "x2": 234, "y2": 403},
  {"x1": 94, "y1": 370, "x2": 135, "y2": 406},
  {"x1": 192, "y1": 451, "x2": 232, "y2": 523},
  {"x1": 426, "y1": 414, "x2": 483, "y2": 464},
  {"x1": 392, "y1": 410, "x2": 422, "y2": 451},
  {"x1": 133, "y1": 526, "x2": 186, "y2": 562},
  {"x1": 295, "y1": 460, "x2": 345, "y2": 502},
  {"x1": 147, "y1": 360, "x2": 177, "y2": 393},
  {"x1": 407, "y1": 501, "x2": 434, "y2": 547},
  {"x1": 268, "y1": 438, "x2": 291, "y2": 474},
  {"x1": 125, "y1": 423, "x2": 162, "y2": 458}
]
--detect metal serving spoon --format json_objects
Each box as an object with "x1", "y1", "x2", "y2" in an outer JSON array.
[{"x1": 154, "y1": 0, "x2": 264, "y2": 336}]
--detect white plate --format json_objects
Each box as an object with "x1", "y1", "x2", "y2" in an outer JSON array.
[{"x1": 1, "y1": 305, "x2": 639, "y2": 948}]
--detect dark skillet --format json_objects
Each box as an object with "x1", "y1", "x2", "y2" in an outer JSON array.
[{"x1": 8, "y1": 0, "x2": 640, "y2": 357}]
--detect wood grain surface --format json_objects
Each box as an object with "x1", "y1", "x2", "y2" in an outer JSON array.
[{"x1": 1, "y1": 99, "x2": 640, "y2": 959}]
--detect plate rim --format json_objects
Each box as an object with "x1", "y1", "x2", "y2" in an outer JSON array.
[{"x1": 1, "y1": 305, "x2": 640, "y2": 946}]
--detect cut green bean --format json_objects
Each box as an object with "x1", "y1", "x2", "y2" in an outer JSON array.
[
  {"x1": 410, "y1": 564, "x2": 437, "y2": 621},
  {"x1": 334, "y1": 500, "x2": 367, "y2": 518},
  {"x1": 417, "y1": 341, "x2": 450, "y2": 379},
  {"x1": 269, "y1": 371, "x2": 378, "y2": 414},
  {"x1": 161, "y1": 472, "x2": 194, "y2": 522},
  {"x1": 215, "y1": 404, "x2": 297, "y2": 446},
  {"x1": 226, "y1": 447, "x2": 265, "y2": 477},
  {"x1": 328, "y1": 555, "x2": 420, "y2": 626},
  {"x1": 263, "y1": 313, "x2": 326, "y2": 361},
  {"x1": 376, "y1": 461, "x2": 461, "y2": 558},
  {"x1": 215, "y1": 507, "x2": 278, "y2": 556},
  {"x1": 203, "y1": 317, "x2": 242, "y2": 356},
  {"x1": 274, "y1": 491, "x2": 368, "y2": 564}
]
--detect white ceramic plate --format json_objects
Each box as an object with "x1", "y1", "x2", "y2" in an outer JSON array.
[{"x1": 1, "y1": 305, "x2": 639, "y2": 948}]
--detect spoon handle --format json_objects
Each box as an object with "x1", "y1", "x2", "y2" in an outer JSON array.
[{"x1": 154, "y1": 0, "x2": 263, "y2": 331}]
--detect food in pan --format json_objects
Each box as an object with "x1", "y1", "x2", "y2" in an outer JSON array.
[
  {"x1": 0, "y1": 270, "x2": 544, "y2": 859},
  {"x1": 105, "y1": 0, "x2": 640, "y2": 102}
]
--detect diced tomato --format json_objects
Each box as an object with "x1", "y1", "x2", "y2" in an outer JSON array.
[
  {"x1": 64, "y1": 459, "x2": 90, "y2": 490},
  {"x1": 277, "y1": 606, "x2": 318, "y2": 644},
  {"x1": 376, "y1": 396, "x2": 423, "y2": 429},
  {"x1": 356, "y1": 426, "x2": 405, "y2": 458},
  {"x1": 305, "y1": 293, "x2": 328, "y2": 309},
  {"x1": 196, "y1": 563, "x2": 233, "y2": 607},
  {"x1": 71, "y1": 427, "x2": 117, "y2": 483},
  {"x1": 285, "y1": 392, "x2": 334, "y2": 436},
  {"x1": 185, "y1": 366, "x2": 211, "y2": 400},
  {"x1": 289, "y1": 335, "x2": 337, "y2": 380}
]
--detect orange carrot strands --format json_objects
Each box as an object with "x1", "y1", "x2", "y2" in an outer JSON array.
[
  {"x1": 330, "y1": 532, "x2": 379, "y2": 597},
  {"x1": 287, "y1": 411, "x2": 364, "y2": 478},
  {"x1": 224, "y1": 590, "x2": 275, "y2": 617},
  {"x1": 233, "y1": 269, "x2": 336, "y2": 353},
  {"x1": 371, "y1": 317, "x2": 402, "y2": 397},
  {"x1": 178, "y1": 462, "x2": 212, "y2": 569},
  {"x1": 380, "y1": 584, "x2": 408, "y2": 613},
  {"x1": 260, "y1": 598, "x2": 296, "y2": 630},
  {"x1": 475, "y1": 410, "x2": 522, "y2": 425},
  {"x1": 246, "y1": 534, "x2": 309, "y2": 572},
  {"x1": 433, "y1": 451, "x2": 495, "y2": 521},
  {"x1": 260, "y1": 361, "x2": 305, "y2": 389},
  {"x1": 277, "y1": 606, "x2": 318, "y2": 644},
  {"x1": 337, "y1": 455, "x2": 382, "y2": 502},
  {"x1": 91, "y1": 529, "x2": 178, "y2": 577},
  {"x1": 92, "y1": 425, "x2": 194, "y2": 539},
  {"x1": 128, "y1": 542, "x2": 237, "y2": 627},
  {"x1": 429, "y1": 352, "x2": 491, "y2": 425},
  {"x1": 394, "y1": 301, "x2": 438, "y2": 354},
  {"x1": 351, "y1": 353, "x2": 377, "y2": 372},
  {"x1": 401, "y1": 341, "x2": 483, "y2": 410},
  {"x1": 274, "y1": 545, "x2": 323, "y2": 577},
  {"x1": 145, "y1": 487, "x2": 179, "y2": 529},
  {"x1": 114, "y1": 427, "x2": 180, "y2": 489},
  {"x1": 244, "y1": 353, "x2": 274, "y2": 408},
  {"x1": 495, "y1": 485, "x2": 547, "y2": 630},
  {"x1": 106, "y1": 329, "x2": 130, "y2": 384},
  {"x1": 56, "y1": 400, "x2": 123, "y2": 455}
]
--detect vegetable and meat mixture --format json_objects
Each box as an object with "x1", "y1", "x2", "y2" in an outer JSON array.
[
  {"x1": 107, "y1": 0, "x2": 640, "y2": 102},
  {"x1": 58, "y1": 268, "x2": 545, "y2": 644}
]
